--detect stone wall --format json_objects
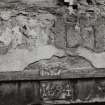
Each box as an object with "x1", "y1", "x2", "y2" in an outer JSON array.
[
  {"x1": 0, "y1": 0, "x2": 105, "y2": 73},
  {"x1": 0, "y1": 0, "x2": 105, "y2": 105}
]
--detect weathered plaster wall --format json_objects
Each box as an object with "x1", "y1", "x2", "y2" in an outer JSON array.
[
  {"x1": 0, "y1": 0, "x2": 105, "y2": 74},
  {"x1": 0, "y1": 0, "x2": 105, "y2": 105}
]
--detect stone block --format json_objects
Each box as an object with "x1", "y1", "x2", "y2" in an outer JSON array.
[
  {"x1": 53, "y1": 17, "x2": 66, "y2": 49},
  {"x1": 21, "y1": 0, "x2": 58, "y2": 7},
  {"x1": 95, "y1": 16, "x2": 105, "y2": 51},
  {"x1": 67, "y1": 24, "x2": 81, "y2": 48},
  {"x1": 80, "y1": 27, "x2": 94, "y2": 49},
  {"x1": 76, "y1": 80, "x2": 96, "y2": 101}
]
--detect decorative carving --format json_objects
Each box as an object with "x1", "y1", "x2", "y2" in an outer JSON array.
[
  {"x1": 96, "y1": 81, "x2": 105, "y2": 98},
  {"x1": 40, "y1": 81, "x2": 73, "y2": 101},
  {"x1": 40, "y1": 65, "x2": 65, "y2": 76}
]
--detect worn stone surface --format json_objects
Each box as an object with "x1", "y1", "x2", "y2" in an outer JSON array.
[
  {"x1": 80, "y1": 27, "x2": 94, "y2": 49},
  {"x1": 53, "y1": 16, "x2": 66, "y2": 49},
  {"x1": 0, "y1": 8, "x2": 66, "y2": 72},
  {"x1": 1, "y1": 0, "x2": 105, "y2": 72},
  {"x1": 95, "y1": 16, "x2": 105, "y2": 52},
  {"x1": 21, "y1": 0, "x2": 58, "y2": 7},
  {"x1": 27, "y1": 56, "x2": 92, "y2": 76},
  {"x1": 40, "y1": 80, "x2": 73, "y2": 100},
  {"x1": 41, "y1": 79, "x2": 105, "y2": 104},
  {"x1": 76, "y1": 80, "x2": 96, "y2": 101},
  {"x1": 0, "y1": 82, "x2": 40, "y2": 105},
  {"x1": 1, "y1": 1, "x2": 105, "y2": 105},
  {"x1": 1, "y1": 79, "x2": 105, "y2": 105},
  {"x1": 67, "y1": 23, "x2": 81, "y2": 48},
  {"x1": 0, "y1": 0, "x2": 98, "y2": 73}
]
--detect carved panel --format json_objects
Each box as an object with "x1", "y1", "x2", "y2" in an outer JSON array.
[
  {"x1": 40, "y1": 80, "x2": 73, "y2": 101},
  {"x1": 95, "y1": 80, "x2": 105, "y2": 98}
]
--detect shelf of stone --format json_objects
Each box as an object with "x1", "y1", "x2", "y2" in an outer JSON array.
[
  {"x1": 0, "y1": 68, "x2": 104, "y2": 81},
  {"x1": 42, "y1": 99, "x2": 105, "y2": 105}
]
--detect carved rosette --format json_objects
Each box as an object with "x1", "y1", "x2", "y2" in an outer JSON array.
[{"x1": 40, "y1": 80, "x2": 73, "y2": 101}]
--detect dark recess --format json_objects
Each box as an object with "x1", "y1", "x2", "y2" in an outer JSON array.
[
  {"x1": 57, "y1": 0, "x2": 69, "y2": 6},
  {"x1": 87, "y1": 0, "x2": 93, "y2": 5}
]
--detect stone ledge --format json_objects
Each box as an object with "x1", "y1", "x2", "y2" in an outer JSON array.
[{"x1": 0, "y1": 68, "x2": 104, "y2": 81}]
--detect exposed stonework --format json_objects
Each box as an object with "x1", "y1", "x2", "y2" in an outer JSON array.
[
  {"x1": 95, "y1": 16, "x2": 105, "y2": 51},
  {"x1": 0, "y1": 0, "x2": 105, "y2": 72},
  {"x1": 21, "y1": 0, "x2": 58, "y2": 7},
  {"x1": 66, "y1": 23, "x2": 81, "y2": 48},
  {"x1": 0, "y1": 6, "x2": 66, "y2": 72},
  {"x1": 53, "y1": 17, "x2": 66, "y2": 49}
]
